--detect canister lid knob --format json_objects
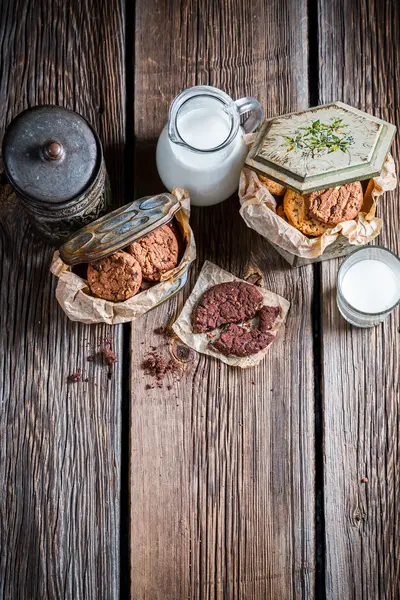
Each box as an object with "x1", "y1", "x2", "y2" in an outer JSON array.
[{"x1": 42, "y1": 140, "x2": 64, "y2": 161}]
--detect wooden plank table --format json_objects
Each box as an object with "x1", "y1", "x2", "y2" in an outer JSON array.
[{"x1": 0, "y1": 1, "x2": 398, "y2": 599}]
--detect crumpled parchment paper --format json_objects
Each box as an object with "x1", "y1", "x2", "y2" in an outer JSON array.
[
  {"x1": 172, "y1": 261, "x2": 290, "y2": 368},
  {"x1": 50, "y1": 188, "x2": 196, "y2": 325},
  {"x1": 239, "y1": 150, "x2": 397, "y2": 259}
]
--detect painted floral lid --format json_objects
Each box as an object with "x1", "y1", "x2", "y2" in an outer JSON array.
[{"x1": 245, "y1": 102, "x2": 396, "y2": 193}]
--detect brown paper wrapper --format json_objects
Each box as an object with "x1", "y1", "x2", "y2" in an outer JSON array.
[
  {"x1": 50, "y1": 188, "x2": 196, "y2": 325},
  {"x1": 172, "y1": 261, "x2": 290, "y2": 368},
  {"x1": 239, "y1": 150, "x2": 397, "y2": 259}
]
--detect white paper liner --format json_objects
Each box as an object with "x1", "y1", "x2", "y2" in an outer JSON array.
[
  {"x1": 239, "y1": 151, "x2": 397, "y2": 259},
  {"x1": 50, "y1": 188, "x2": 196, "y2": 325},
  {"x1": 172, "y1": 261, "x2": 290, "y2": 368}
]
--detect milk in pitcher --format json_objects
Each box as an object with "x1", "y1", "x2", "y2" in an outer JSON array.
[{"x1": 156, "y1": 86, "x2": 262, "y2": 206}]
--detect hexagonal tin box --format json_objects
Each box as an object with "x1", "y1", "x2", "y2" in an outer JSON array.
[{"x1": 245, "y1": 102, "x2": 396, "y2": 193}]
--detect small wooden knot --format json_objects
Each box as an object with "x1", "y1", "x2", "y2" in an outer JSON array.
[
  {"x1": 244, "y1": 269, "x2": 265, "y2": 288},
  {"x1": 170, "y1": 339, "x2": 196, "y2": 364},
  {"x1": 352, "y1": 507, "x2": 366, "y2": 527}
]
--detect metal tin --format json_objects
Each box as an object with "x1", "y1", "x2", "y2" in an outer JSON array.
[
  {"x1": 246, "y1": 102, "x2": 396, "y2": 193},
  {"x1": 59, "y1": 192, "x2": 192, "y2": 306},
  {"x1": 2, "y1": 105, "x2": 112, "y2": 245}
]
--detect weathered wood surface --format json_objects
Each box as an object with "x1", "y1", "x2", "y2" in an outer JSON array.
[
  {"x1": 130, "y1": 1, "x2": 316, "y2": 598},
  {"x1": 0, "y1": 1, "x2": 125, "y2": 599},
  {"x1": 1, "y1": 0, "x2": 399, "y2": 598},
  {"x1": 318, "y1": 0, "x2": 400, "y2": 598}
]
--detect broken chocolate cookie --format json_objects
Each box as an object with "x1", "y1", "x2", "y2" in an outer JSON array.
[
  {"x1": 258, "y1": 305, "x2": 280, "y2": 332},
  {"x1": 210, "y1": 323, "x2": 274, "y2": 357},
  {"x1": 191, "y1": 281, "x2": 264, "y2": 333}
]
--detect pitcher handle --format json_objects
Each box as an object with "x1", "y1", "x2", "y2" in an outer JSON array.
[{"x1": 234, "y1": 97, "x2": 263, "y2": 133}]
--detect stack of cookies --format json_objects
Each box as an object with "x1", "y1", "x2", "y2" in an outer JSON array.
[
  {"x1": 260, "y1": 176, "x2": 365, "y2": 237},
  {"x1": 86, "y1": 223, "x2": 180, "y2": 302}
]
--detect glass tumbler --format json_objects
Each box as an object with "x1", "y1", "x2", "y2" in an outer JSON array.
[{"x1": 337, "y1": 246, "x2": 400, "y2": 327}]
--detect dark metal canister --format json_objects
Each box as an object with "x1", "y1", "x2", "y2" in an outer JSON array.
[{"x1": 2, "y1": 105, "x2": 112, "y2": 245}]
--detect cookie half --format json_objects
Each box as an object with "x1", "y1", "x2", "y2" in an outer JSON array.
[
  {"x1": 210, "y1": 323, "x2": 274, "y2": 357},
  {"x1": 128, "y1": 224, "x2": 179, "y2": 281},
  {"x1": 192, "y1": 281, "x2": 264, "y2": 333},
  {"x1": 87, "y1": 251, "x2": 142, "y2": 302},
  {"x1": 308, "y1": 181, "x2": 363, "y2": 225},
  {"x1": 283, "y1": 189, "x2": 330, "y2": 237}
]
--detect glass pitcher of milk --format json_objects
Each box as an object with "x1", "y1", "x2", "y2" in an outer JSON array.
[{"x1": 156, "y1": 86, "x2": 262, "y2": 206}]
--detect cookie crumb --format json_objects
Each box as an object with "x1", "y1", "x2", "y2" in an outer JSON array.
[
  {"x1": 142, "y1": 349, "x2": 180, "y2": 388},
  {"x1": 68, "y1": 370, "x2": 81, "y2": 383},
  {"x1": 87, "y1": 355, "x2": 94, "y2": 362},
  {"x1": 103, "y1": 343, "x2": 117, "y2": 366},
  {"x1": 360, "y1": 477, "x2": 369, "y2": 484}
]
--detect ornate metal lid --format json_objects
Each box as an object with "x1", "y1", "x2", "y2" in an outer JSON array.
[
  {"x1": 2, "y1": 105, "x2": 101, "y2": 204},
  {"x1": 59, "y1": 193, "x2": 180, "y2": 265},
  {"x1": 245, "y1": 102, "x2": 396, "y2": 193}
]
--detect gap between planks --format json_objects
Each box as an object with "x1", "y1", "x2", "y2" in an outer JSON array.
[{"x1": 307, "y1": 0, "x2": 327, "y2": 597}]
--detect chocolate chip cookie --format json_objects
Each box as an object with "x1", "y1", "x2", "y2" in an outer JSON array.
[
  {"x1": 308, "y1": 181, "x2": 363, "y2": 225},
  {"x1": 259, "y1": 174, "x2": 286, "y2": 196},
  {"x1": 87, "y1": 251, "x2": 142, "y2": 302},
  {"x1": 128, "y1": 224, "x2": 179, "y2": 281},
  {"x1": 192, "y1": 281, "x2": 264, "y2": 334},
  {"x1": 210, "y1": 323, "x2": 274, "y2": 357},
  {"x1": 284, "y1": 189, "x2": 330, "y2": 237}
]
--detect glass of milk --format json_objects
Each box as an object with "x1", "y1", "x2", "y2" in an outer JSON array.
[
  {"x1": 156, "y1": 86, "x2": 262, "y2": 206},
  {"x1": 337, "y1": 247, "x2": 400, "y2": 327}
]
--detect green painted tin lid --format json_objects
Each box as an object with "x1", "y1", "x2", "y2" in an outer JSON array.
[
  {"x1": 59, "y1": 193, "x2": 180, "y2": 265},
  {"x1": 245, "y1": 102, "x2": 396, "y2": 193}
]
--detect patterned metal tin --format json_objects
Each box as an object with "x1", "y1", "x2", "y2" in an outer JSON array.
[
  {"x1": 59, "y1": 193, "x2": 181, "y2": 265},
  {"x1": 246, "y1": 102, "x2": 396, "y2": 193},
  {"x1": 21, "y1": 163, "x2": 111, "y2": 243},
  {"x1": 2, "y1": 105, "x2": 112, "y2": 245}
]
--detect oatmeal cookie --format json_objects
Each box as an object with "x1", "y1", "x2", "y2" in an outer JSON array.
[
  {"x1": 259, "y1": 174, "x2": 286, "y2": 196},
  {"x1": 283, "y1": 189, "x2": 330, "y2": 237},
  {"x1": 210, "y1": 323, "x2": 274, "y2": 357},
  {"x1": 192, "y1": 281, "x2": 264, "y2": 334},
  {"x1": 87, "y1": 251, "x2": 142, "y2": 302},
  {"x1": 308, "y1": 181, "x2": 363, "y2": 225},
  {"x1": 128, "y1": 224, "x2": 179, "y2": 281}
]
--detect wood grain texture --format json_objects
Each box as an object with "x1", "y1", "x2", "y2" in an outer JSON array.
[
  {"x1": 131, "y1": 1, "x2": 315, "y2": 598},
  {"x1": 0, "y1": 1, "x2": 125, "y2": 598},
  {"x1": 318, "y1": 1, "x2": 400, "y2": 598}
]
